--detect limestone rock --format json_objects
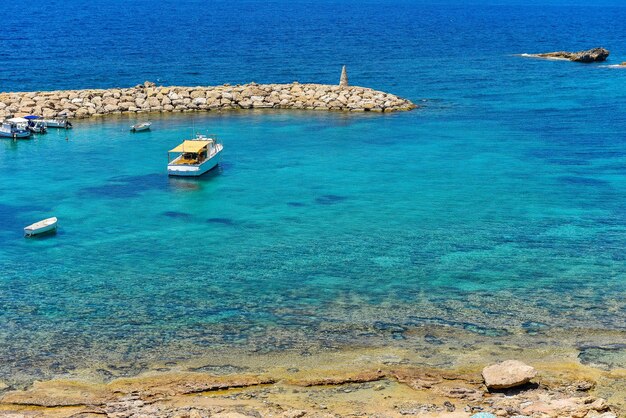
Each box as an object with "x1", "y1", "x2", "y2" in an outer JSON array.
[
  {"x1": 75, "y1": 108, "x2": 89, "y2": 118},
  {"x1": 571, "y1": 47, "x2": 610, "y2": 62},
  {"x1": 147, "y1": 97, "x2": 160, "y2": 107},
  {"x1": 282, "y1": 410, "x2": 306, "y2": 418},
  {"x1": 482, "y1": 360, "x2": 537, "y2": 390},
  {"x1": 533, "y1": 47, "x2": 609, "y2": 63}
]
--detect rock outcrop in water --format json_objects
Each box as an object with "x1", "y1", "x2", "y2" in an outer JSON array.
[
  {"x1": 526, "y1": 47, "x2": 610, "y2": 63},
  {"x1": 0, "y1": 81, "x2": 416, "y2": 119}
]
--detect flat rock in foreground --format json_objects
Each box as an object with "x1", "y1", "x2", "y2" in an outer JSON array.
[
  {"x1": 524, "y1": 47, "x2": 610, "y2": 63},
  {"x1": 481, "y1": 360, "x2": 537, "y2": 390}
]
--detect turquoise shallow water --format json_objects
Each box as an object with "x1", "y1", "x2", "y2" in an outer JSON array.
[
  {"x1": 1, "y1": 0, "x2": 626, "y2": 385},
  {"x1": 1, "y1": 108, "x2": 625, "y2": 383}
]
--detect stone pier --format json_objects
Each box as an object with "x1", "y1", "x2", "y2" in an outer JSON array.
[{"x1": 0, "y1": 81, "x2": 416, "y2": 119}]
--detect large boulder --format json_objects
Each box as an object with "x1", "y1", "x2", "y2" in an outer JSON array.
[
  {"x1": 482, "y1": 360, "x2": 537, "y2": 390},
  {"x1": 75, "y1": 108, "x2": 89, "y2": 118}
]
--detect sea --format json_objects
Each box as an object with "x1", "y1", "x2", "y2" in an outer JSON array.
[{"x1": 1, "y1": 0, "x2": 626, "y2": 386}]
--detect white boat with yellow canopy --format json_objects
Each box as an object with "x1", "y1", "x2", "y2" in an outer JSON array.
[{"x1": 167, "y1": 134, "x2": 223, "y2": 177}]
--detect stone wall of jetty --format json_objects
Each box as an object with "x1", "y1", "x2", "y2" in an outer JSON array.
[{"x1": 0, "y1": 81, "x2": 416, "y2": 119}]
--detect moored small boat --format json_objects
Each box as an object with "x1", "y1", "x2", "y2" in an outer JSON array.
[
  {"x1": 0, "y1": 121, "x2": 31, "y2": 139},
  {"x1": 167, "y1": 134, "x2": 223, "y2": 177},
  {"x1": 24, "y1": 217, "x2": 58, "y2": 237},
  {"x1": 28, "y1": 120, "x2": 48, "y2": 134},
  {"x1": 40, "y1": 117, "x2": 72, "y2": 129},
  {"x1": 6, "y1": 117, "x2": 29, "y2": 128},
  {"x1": 130, "y1": 121, "x2": 151, "y2": 132},
  {"x1": 24, "y1": 115, "x2": 47, "y2": 133}
]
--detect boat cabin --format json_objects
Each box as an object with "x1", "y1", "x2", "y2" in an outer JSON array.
[
  {"x1": 0, "y1": 120, "x2": 32, "y2": 138},
  {"x1": 167, "y1": 134, "x2": 223, "y2": 177},
  {"x1": 168, "y1": 139, "x2": 216, "y2": 165},
  {"x1": 6, "y1": 117, "x2": 29, "y2": 130}
]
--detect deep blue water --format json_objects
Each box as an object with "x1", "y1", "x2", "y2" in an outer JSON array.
[{"x1": 1, "y1": 0, "x2": 626, "y2": 384}]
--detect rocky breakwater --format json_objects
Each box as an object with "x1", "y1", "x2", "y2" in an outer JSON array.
[{"x1": 0, "y1": 81, "x2": 416, "y2": 119}]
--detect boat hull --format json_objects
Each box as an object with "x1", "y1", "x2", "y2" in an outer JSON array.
[
  {"x1": 24, "y1": 217, "x2": 58, "y2": 237},
  {"x1": 0, "y1": 130, "x2": 31, "y2": 139},
  {"x1": 131, "y1": 123, "x2": 151, "y2": 132},
  {"x1": 168, "y1": 153, "x2": 221, "y2": 177},
  {"x1": 41, "y1": 119, "x2": 72, "y2": 129}
]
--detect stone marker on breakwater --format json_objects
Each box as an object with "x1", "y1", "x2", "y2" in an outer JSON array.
[
  {"x1": 340, "y1": 65, "x2": 349, "y2": 87},
  {"x1": 0, "y1": 71, "x2": 415, "y2": 120}
]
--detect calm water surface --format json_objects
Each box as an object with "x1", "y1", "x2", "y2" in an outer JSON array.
[{"x1": 1, "y1": 0, "x2": 626, "y2": 384}]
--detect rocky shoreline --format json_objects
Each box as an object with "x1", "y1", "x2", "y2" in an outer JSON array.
[
  {"x1": 1, "y1": 325, "x2": 625, "y2": 417},
  {"x1": 0, "y1": 346, "x2": 623, "y2": 418},
  {"x1": 0, "y1": 81, "x2": 416, "y2": 120},
  {"x1": 0, "y1": 361, "x2": 620, "y2": 418}
]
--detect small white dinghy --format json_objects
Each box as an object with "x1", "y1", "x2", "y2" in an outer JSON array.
[
  {"x1": 24, "y1": 217, "x2": 58, "y2": 237},
  {"x1": 130, "y1": 121, "x2": 151, "y2": 132}
]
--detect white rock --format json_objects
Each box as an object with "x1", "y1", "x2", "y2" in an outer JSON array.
[{"x1": 482, "y1": 360, "x2": 537, "y2": 390}]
